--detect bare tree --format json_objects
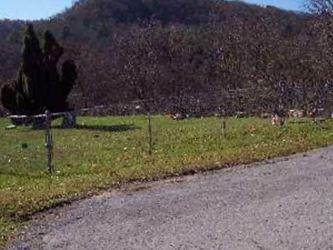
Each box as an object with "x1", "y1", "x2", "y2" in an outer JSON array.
[{"x1": 307, "y1": 0, "x2": 333, "y2": 14}]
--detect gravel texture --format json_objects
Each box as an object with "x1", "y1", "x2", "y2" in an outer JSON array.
[{"x1": 9, "y1": 146, "x2": 333, "y2": 250}]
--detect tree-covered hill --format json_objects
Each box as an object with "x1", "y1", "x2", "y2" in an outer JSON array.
[{"x1": 1, "y1": 0, "x2": 332, "y2": 115}]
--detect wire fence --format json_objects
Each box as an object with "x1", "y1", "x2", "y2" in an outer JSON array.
[{"x1": 1, "y1": 91, "x2": 333, "y2": 175}]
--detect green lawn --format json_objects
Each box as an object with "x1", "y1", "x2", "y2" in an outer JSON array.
[{"x1": 1, "y1": 115, "x2": 333, "y2": 247}]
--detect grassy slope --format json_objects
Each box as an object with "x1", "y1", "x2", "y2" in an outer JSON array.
[{"x1": 1, "y1": 116, "x2": 333, "y2": 247}]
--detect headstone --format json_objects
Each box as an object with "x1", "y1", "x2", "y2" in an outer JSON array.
[
  {"x1": 32, "y1": 116, "x2": 47, "y2": 130},
  {"x1": 61, "y1": 112, "x2": 76, "y2": 129},
  {"x1": 271, "y1": 114, "x2": 285, "y2": 126},
  {"x1": 5, "y1": 125, "x2": 16, "y2": 130}
]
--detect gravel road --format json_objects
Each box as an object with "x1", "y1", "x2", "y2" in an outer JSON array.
[{"x1": 9, "y1": 146, "x2": 333, "y2": 250}]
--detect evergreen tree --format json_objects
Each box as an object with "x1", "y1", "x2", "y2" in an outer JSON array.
[{"x1": 1, "y1": 24, "x2": 77, "y2": 116}]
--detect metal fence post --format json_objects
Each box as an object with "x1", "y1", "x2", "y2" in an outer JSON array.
[{"x1": 45, "y1": 110, "x2": 53, "y2": 173}]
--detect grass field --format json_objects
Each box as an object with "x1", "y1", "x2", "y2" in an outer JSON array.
[{"x1": 1, "y1": 115, "x2": 333, "y2": 247}]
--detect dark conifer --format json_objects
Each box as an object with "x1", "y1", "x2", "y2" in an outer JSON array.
[{"x1": 0, "y1": 24, "x2": 77, "y2": 116}]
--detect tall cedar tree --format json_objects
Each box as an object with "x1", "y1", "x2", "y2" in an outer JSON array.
[{"x1": 1, "y1": 24, "x2": 77, "y2": 115}]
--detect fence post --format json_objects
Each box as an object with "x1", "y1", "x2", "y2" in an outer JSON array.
[
  {"x1": 221, "y1": 117, "x2": 226, "y2": 137},
  {"x1": 45, "y1": 110, "x2": 53, "y2": 174},
  {"x1": 148, "y1": 112, "x2": 153, "y2": 155}
]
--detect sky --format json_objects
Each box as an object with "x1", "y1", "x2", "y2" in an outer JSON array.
[
  {"x1": 244, "y1": 0, "x2": 304, "y2": 11},
  {"x1": 0, "y1": 0, "x2": 305, "y2": 21},
  {"x1": 0, "y1": 0, "x2": 74, "y2": 20}
]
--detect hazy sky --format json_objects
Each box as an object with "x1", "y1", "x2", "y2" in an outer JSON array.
[{"x1": 0, "y1": 0, "x2": 305, "y2": 21}]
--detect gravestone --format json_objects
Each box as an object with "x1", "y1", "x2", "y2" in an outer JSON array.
[{"x1": 61, "y1": 112, "x2": 76, "y2": 129}]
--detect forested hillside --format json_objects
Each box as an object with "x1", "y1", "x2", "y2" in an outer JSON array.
[{"x1": 0, "y1": 0, "x2": 332, "y2": 115}]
